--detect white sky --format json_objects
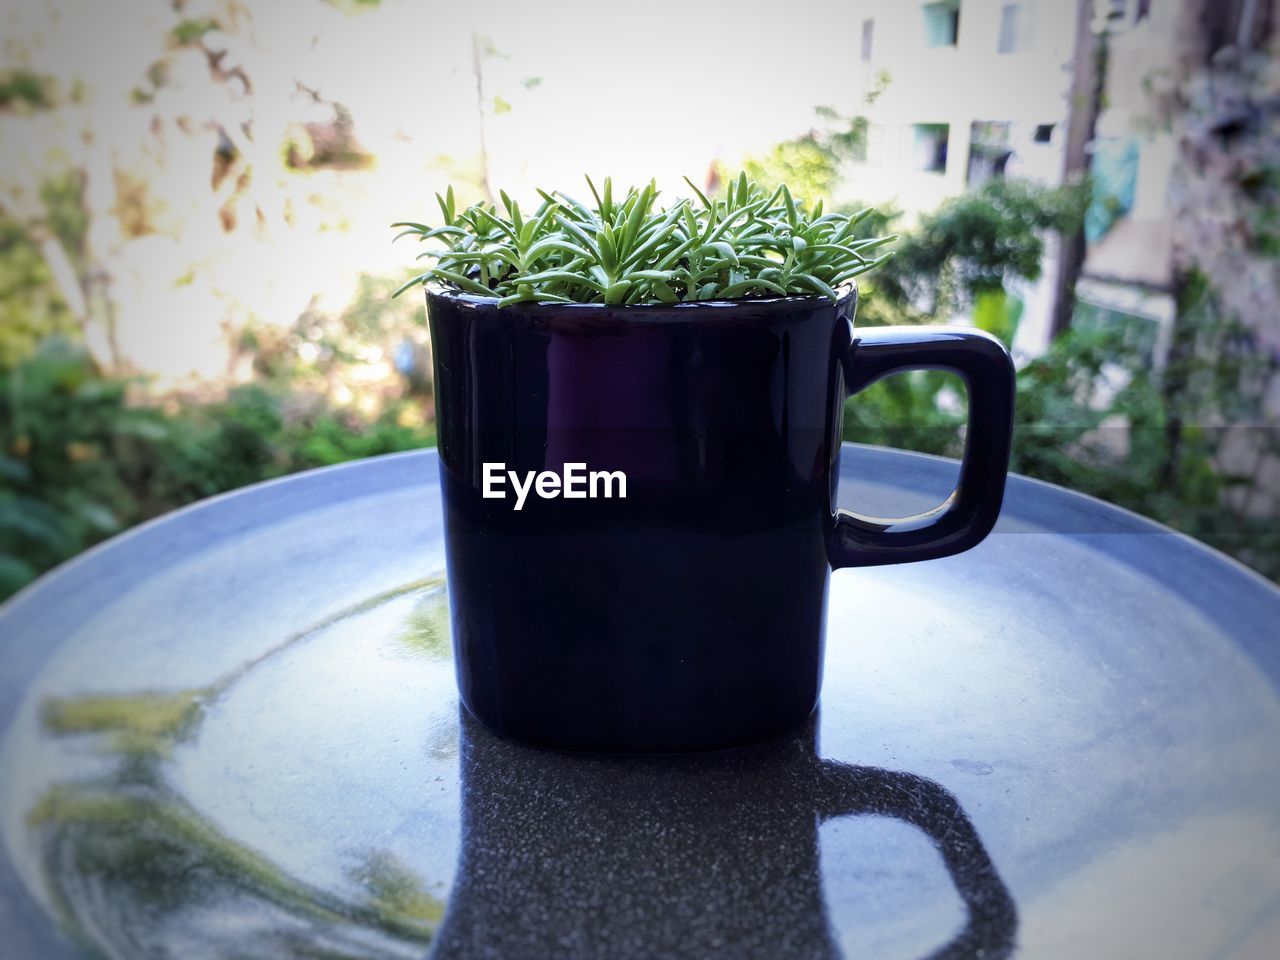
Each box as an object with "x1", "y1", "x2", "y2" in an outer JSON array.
[{"x1": 323, "y1": 0, "x2": 868, "y2": 199}]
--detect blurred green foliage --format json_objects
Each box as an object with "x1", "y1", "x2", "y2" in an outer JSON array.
[
  {"x1": 0, "y1": 69, "x2": 58, "y2": 112},
  {"x1": 0, "y1": 174, "x2": 86, "y2": 368},
  {"x1": 877, "y1": 179, "x2": 1085, "y2": 315},
  {"x1": 845, "y1": 278, "x2": 1279, "y2": 582},
  {"x1": 1013, "y1": 309, "x2": 1277, "y2": 580},
  {"x1": 848, "y1": 178, "x2": 1088, "y2": 328},
  {"x1": 720, "y1": 82, "x2": 888, "y2": 201},
  {"x1": 842, "y1": 178, "x2": 1086, "y2": 458},
  {"x1": 0, "y1": 338, "x2": 434, "y2": 599}
]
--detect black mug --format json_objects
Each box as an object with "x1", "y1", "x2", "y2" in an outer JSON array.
[{"x1": 427, "y1": 285, "x2": 1015, "y2": 751}]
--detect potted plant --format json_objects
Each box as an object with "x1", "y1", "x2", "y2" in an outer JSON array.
[
  {"x1": 394, "y1": 174, "x2": 1015, "y2": 753},
  {"x1": 392, "y1": 173, "x2": 895, "y2": 305}
]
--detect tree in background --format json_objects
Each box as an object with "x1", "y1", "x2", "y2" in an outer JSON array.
[
  {"x1": 0, "y1": 334, "x2": 433, "y2": 599},
  {"x1": 0, "y1": 0, "x2": 441, "y2": 386},
  {"x1": 1161, "y1": 40, "x2": 1280, "y2": 559},
  {"x1": 716, "y1": 74, "x2": 888, "y2": 203},
  {"x1": 837, "y1": 179, "x2": 1087, "y2": 457}
]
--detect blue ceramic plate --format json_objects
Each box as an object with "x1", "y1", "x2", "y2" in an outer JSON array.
[{"x1": 2, "y1": 445, "x2": 1278, "y2": 959}]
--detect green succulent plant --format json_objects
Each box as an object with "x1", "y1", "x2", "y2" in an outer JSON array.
[{"x1": 391, "y1": 172, "x2": 895, "y2": 307}]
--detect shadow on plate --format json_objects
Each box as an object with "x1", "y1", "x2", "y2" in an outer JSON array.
[{"x1": 432, "y1": 707, "x2": 1016, "y2": 960}]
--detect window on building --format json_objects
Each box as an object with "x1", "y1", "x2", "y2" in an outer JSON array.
[
  {"x1": 1104, "y1": 0, "x2": 1152, "y2": 30},
  {"x1": 923, "y1": 1, "x2": 961, "y2": 47},
  {"x1": 1034, "y1": 123, "x2": 1055, "y2": 143},
  {"x1": 1074, "y1": 300, "x2": 1160, "y2": 366},
  {"x1": 1085, "y1": 137, "x2": 1139, "y2": 244},
  {"x1": 968, "y1": 121, "x2": 1012, "y2": 185},
  {"x1": 997, "y1": 1, "x2": 1036, "y2": 53},
  {"x1": 861, "y1": 19, "x2": 874, "y2": 61},
  {"x1": 913, "y1": 123, "x2": 950, "y2": 173}
]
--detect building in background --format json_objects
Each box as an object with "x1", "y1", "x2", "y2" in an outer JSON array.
[
  {"x1": 846, "y1": 0, "x2": 1084, "y2": 210},
  {"x1": 840, "y1": 0, "x2": 1277, "y2": 373},
  {"x1": 1080, "y1": 0, "x2": 1278, "y2": 369},
  {"x1": 840, "y1": 0, "x2": 1093, "y2": 359}
]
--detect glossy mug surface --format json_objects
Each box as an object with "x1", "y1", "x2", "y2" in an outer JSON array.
[{"x1": 427, "y1": 285, "x2": 1015, "y2": 752}]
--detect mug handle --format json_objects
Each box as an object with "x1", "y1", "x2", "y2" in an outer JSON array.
[{"x1": 827, "y1": 325, "x2": 1016, "y2": 569}]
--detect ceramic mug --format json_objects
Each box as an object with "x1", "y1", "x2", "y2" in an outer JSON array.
[{"x1": 426, "y1": 285, "x2": 1014, "y2": 751}]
